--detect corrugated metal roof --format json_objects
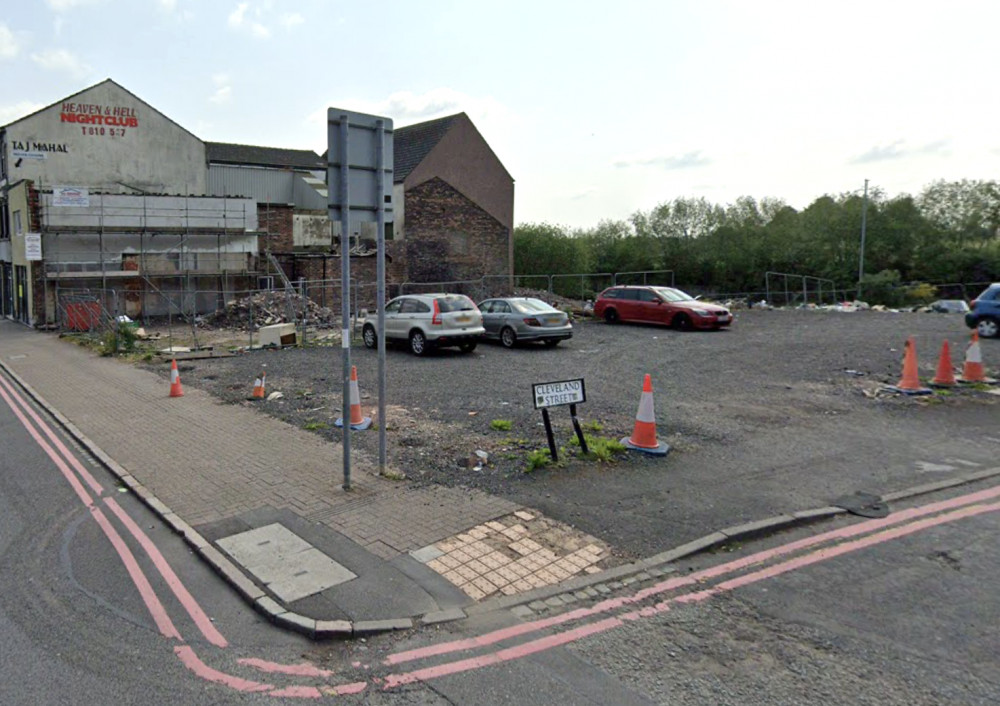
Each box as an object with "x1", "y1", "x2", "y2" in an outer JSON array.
[
  {"x1": 206, "y1": 141, "x2": 324, "y2": 170},
  {"x1": 392, "y1": 113, "x2": 462, "y2": 183}
]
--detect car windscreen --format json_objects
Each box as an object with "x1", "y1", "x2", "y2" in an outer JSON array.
[
  {"x1": 512, "y1": 299, "x2": 556, "y2": 314},
  {"x1": 436, "y1": 296, "x2": 476, "y2": 312},
  {"x1": 653, "y1": 287, "x2": 695, "y2": 302}
]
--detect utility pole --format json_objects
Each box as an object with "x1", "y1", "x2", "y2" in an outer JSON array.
[{"x1": 857, "y1": 179, "x2": 869, "y2": 301}]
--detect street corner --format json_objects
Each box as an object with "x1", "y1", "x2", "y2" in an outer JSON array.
[{"x1": 407, "y1": 509, "x2": 615, "y2": 602}]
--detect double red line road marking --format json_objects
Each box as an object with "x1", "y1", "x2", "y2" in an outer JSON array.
[{"x1": 2, "y1": 368, "x2": 998, "y2": 697}]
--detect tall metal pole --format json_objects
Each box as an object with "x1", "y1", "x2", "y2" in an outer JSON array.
[
  {"x1": 375, "y1": 120, "x2": 387, "y2": 474},
  {"x1": 857, "y1": 178, "x2": 869, "y2": 301},
  {"x1": 339, "y1": 115, "x2": 352, "y2": 491}
]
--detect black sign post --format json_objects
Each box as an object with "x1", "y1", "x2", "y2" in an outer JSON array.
[{"x1": 532, "y1": 378, "x2": 589, "y2": 461}]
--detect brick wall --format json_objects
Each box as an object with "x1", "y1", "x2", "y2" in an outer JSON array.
[
  {"x1": 274, "y1": 251, "x2": 406, "y2": 311},
  {"x1": 402, "y1": 177, "x2": 509, "y2": 285},
  {"x1": 257, "y1": 203, "x2": 294, "y2": 252}
]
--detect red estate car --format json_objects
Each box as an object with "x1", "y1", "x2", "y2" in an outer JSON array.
[{"x1": 593, "y1": 285, "x2": 733, "y2": 330}]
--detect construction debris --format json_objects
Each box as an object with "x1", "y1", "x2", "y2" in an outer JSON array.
[{"x1": 200, "y1": 291, "x2": 341, "y2": 331}]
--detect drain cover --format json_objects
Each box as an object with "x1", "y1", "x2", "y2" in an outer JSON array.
[{"x1": 217, "y1": 523, "x2": 356, "y2": 602}]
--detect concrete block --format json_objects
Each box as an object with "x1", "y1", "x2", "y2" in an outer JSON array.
[
  {"x1": 275, "y1": 612, "x2": 316, "y2": 636},
  {"x1": 353, "y1": 618, "x2": 413, "y2": 636},
  {"x1": 642, "y1": 532, "x2": 727, "y2": 566},
  {"x1": 254, "y1": 596, "x2": 287, "y2": 621},
  {"x1": 315, "y1": 620, "x2": 353, "y2": 638},
  {"x1": 259, "y1": 323, "x2": 297, "y2": 348},
  {"x1": 420, "y1": 608, "x2": 466, "y2": 625},
  {"x1": 792, "y1": 506, "x2": 845, "y2": 521},
  {"x1": 719, "y1": 515, "x2": 796, "y2": 540},
  {"x1": 510, "y1": 606, "x2": 535, "y2": 619}
]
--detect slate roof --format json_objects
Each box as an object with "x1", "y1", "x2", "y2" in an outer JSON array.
[
  {"x1": 206, "y1": 142, "x2": 324, "y2": 170},
  {"x1": 392, "y1": 113, "x2": 462, "y2": 183}
]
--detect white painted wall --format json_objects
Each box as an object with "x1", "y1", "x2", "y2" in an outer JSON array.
[{"x1": 4, "y1": 80, "x2": 206, "y2": 195}]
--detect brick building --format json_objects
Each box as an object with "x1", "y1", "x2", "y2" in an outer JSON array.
[{"x1": 1, "y1": 79, "x2": 515, "y2": 326}]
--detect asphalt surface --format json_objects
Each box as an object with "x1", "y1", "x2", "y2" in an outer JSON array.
[
  {"x1": 168, "y1": 309, "x2": 999, "y2": 560},
  {"x1": 568, "y1": 495, "x2": 1000, "y2": 705}
]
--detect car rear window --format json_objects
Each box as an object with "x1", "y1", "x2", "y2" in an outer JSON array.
[
  {"x1": 436, "y1": 295, "x2": 476, "y2": 312},
  {"x1": 512, "y1": 299, "x2": 554, "y2": 313}
]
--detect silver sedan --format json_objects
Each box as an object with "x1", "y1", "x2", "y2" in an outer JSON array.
[{"x1": 477, "y1": 297, "x2": 573, "y2": 348}]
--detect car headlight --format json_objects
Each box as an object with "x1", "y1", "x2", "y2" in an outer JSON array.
[{"x1": 691, "y1": 308, "x2": 711, "y2": 316}]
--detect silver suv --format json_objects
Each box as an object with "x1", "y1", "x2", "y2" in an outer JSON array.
[{"x1": 362, "y1": 293, "x2": 485, "y2": 355}]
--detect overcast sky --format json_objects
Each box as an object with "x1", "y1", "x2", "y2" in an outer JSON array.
[{"x1": 2, "y1": 0, "x2": 998, "y2": 228}]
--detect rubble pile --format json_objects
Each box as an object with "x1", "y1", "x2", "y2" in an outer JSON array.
[
  {"x1": 513, "y1": 288, "x2": 589, "y2": 314},
  {"x1": 201, "y1": 291, "x2": 341, "y2": 330}
]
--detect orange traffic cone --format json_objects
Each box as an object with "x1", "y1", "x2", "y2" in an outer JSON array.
[
  {"x1": 335, "y1": 366, "x2": 372, "y2": 430},
  {"x1": 169, "y1": 359, "x2": 184, "y2": 398},
  {"x1": 621, "y1": 374, "x2": 670, "y2": 456},
  {"x1": 889, "y1": 337, "x2": 931, "y2": 395},
  {"x1": 251, "y1": 370, "x2": 267, "y2": 399},
  {"x1": 930, "y1": 340, "x2": 957, "y2": 387},
  {"x1": 959, "y1": 331, "x2": 990, "y2": 383}
]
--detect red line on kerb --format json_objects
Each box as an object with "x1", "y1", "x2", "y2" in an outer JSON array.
[
  {"x1": 238, "y1": 657, "x2": 334, "y2": 677},
  {"x1": 384, "y1": 479, "x2": 1000, "y2": 667},
  {"x1": 0, "y1": 375, "x2": 104, "y2": 495},
  {"x1": 383, "y1": 617, "x2": 623, "y2": 689},
  {"x1": 174, "y1": 646, "x2": 273, "y2": 692},
  {"x1": 378, "y1": 500, "x2": 1000, "y2": 690},
  {"x1": 0, "y1": 380, "x2": 96, "y2": 508},
  {"x1": 104, "y1": 497, "x2": 228, "y2": 648}
]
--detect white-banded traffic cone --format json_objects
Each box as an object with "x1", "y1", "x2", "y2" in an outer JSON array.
[
  {"x1": 621, "y1": 374, "x2": 670, "y2": 456},
  {"x1": 335, "y1": 366, "x2": 372, "y2": 430},
  {"x1": 959, "y1": 331, "x2": 994, "y2": 383},
  {"x1": 169, "y1": 359, "x2": 184, "y2": 398},
  {"x1": 251, "y1": 370, "x2": 266, "y2": 399}
]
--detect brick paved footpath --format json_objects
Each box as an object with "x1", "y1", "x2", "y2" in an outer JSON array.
[{"x1": 0, "y1": 325, "x2": 518, "y2": 560}]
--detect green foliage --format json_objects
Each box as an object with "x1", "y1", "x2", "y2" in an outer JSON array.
[
  {"x1": 581, "y1": 420, "x2": 604, "y2": 433},
  {"x1": 303, "y1": 421, "x2": 328, "y2": 431},
  {"x1": 100, "y1": 323, "x2": 139, "y2": 356},
  {"x1": 524, "y1": 449, "x2": 552, "y2": 473},
  {"x1": 513, "y1": 180, "x2": 1000, "y2": 300},
  {"x1": 859, "y1": 270, "x2": 904, "y2": 306},
  {"x1": 490, "y1": 419, "x2": 513, "y2": 431},
  {"x1": 905, "y1": 282, "x2": 938, "y2": 305},
  {"x1": 570, "y1": 434, "x2": 627, "y2": 462}
]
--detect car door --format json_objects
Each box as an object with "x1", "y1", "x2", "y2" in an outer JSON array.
[
  {"x1": 398, "y1": 297, "x2": 426, "y2": 338},
  {"x1": 618, "y1": 289, "x2": 641, "y2": 321},
  {"x1": 479, "y1": 300, "x2": 500, "y2": 337},
  {"x1": 635, "y1": 288, "x2": 664, "y2": 323},
  {"x1": 383, "y1": 297, "x2": 405, "y2": 339},
  {"x1": 490, "y1": 300, "x2": 512, "y2": 335}
]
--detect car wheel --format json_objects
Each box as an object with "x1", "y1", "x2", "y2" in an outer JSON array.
[
  {"x1": 409, "y1": 330, "x2": 428, "y2": 356},
  {"x1": 500, "y1": 326, "x2": 517, "y2": 348},
  {"x1": 362, "y1": 324, "x2": 377, "y2": 349},
  {"x1": 543, "y1": 339, "x2": 560, "y2": 347},
  {"x1": 977, "y1": 317, "x2": 1000, "y2": 338},
  {"x1": 604, "y1": 309, "x2": 619, "y2": 324},
  {"x1": 459, "y1": 341, "x2": 478, "y2": 353},
  {"x1": 673, "y1": 314, "x2": 692, "y2": 331}
]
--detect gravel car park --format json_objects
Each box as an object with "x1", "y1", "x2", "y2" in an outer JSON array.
[{"x1": 167, "y1": 309, "x2": 997, "y2": 559}]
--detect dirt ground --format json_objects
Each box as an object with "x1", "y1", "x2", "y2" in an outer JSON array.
[{"x1": 140, "y1": 308, "x2": 1000, "y2": 559}]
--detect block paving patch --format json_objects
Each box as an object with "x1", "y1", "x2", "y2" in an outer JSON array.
[{"x1": 411, "y1": 510, "x2": 612, "y2": 600}]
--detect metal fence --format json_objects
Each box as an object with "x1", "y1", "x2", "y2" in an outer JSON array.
[{"x1": 764, "y1": 272, "x2": 842, "y2": 307}]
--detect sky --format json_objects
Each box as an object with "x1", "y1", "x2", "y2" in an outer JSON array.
[{"x1": 1, "y1": 0, "x2": 998, "y2": 229}]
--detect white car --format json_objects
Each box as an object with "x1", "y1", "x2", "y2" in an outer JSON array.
[{"x1": 362, "y1": 293, "x2": 485, "y2": 356}]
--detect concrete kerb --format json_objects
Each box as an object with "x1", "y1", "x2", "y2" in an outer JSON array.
[
  {"x1": 5, "y1": 358, "x2": 1000, "y2": 636},
  {"x1": 0, "y1": 358, "x2": 430, "y2": 641},
  {"x1": 469, "y1": 467, "x2": 1000, "y2": 619}
]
